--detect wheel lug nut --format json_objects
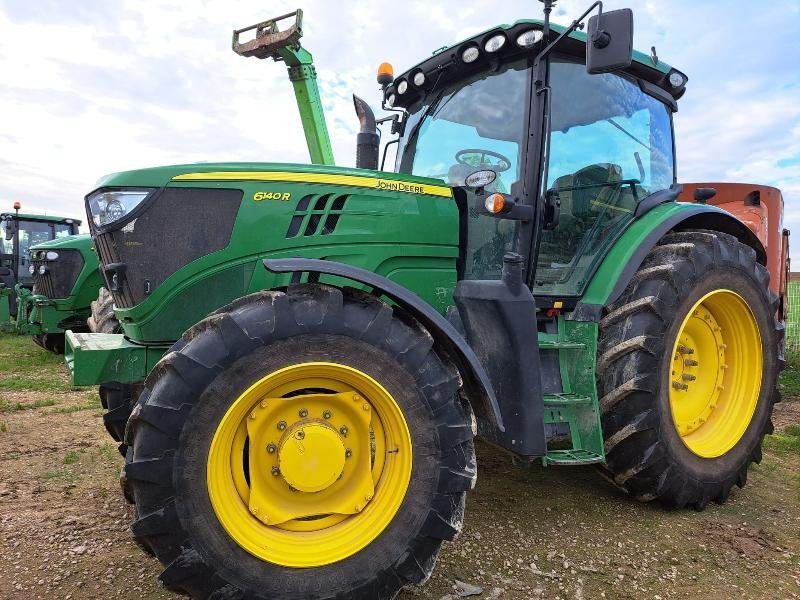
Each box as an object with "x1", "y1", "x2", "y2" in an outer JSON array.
[
  {"x1": 271, "y1": 466, "x2": 280, "y2": 476},
  {"x1": 299, "y1": 408, "x2": 308, "y2": 418},
  {"x1": 296, "y1": 430, "x2": 305, "y2": 440},
  {"x1": 345, "y1": 448, "x2": 352, "y2": 459},
  {"x1": 677, "y1": 345, "x2": 694, "y2": 354},
  {"x1": 672, "y1": 381, "x2": 688, "y2": 391},
  {"x1": 684, "y1": 359, "x2": 699, "y2": 367},
  {"x1": 340, "y1": 425, "x2": 348, "y2": 436},
  {"x1": 266, "y1": 443, "x2": 276, "y2": 454},
  {"x1": 323, "y1": 410, "x2": 332, "y2": 419},
  {"x1": 277, "y1": 421, "x2": 287, "y2": 431},
  {"x1": 682, "y1": 374, "x2": 696, "y2": 381}
]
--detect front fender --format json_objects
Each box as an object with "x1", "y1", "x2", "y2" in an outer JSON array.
[
  {"x1": 574, "y1": 202, "x2": 766, "y2": 320},
  {"x1": 264, "y1": 257, "x2": 504, "y2": 431}
]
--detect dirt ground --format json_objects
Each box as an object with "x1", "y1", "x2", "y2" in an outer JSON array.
[{"x1": 1, "y1": 332, "x2": 798, "y2": 600}]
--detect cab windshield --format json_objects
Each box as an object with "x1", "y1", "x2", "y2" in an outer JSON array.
[
  {"x1": 396, "y1": 60, "x2": 531, "y2": 280},
  {"x1": 396, "y1": 59, "x2": 530, "y2": 193}
]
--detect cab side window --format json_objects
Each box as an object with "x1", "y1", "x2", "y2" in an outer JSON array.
[{"x1": 535, "y1": 59, "x2": 675, "y2": 296}]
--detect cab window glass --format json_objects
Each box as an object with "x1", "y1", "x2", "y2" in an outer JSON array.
[
  {"x1": 1, "y1": 219, "x2": 12, "y2": 255},
  {"x1": 398, "y1": 60, "x2": 530, "y2": 280},
  {"x1": 18, "y1": 221, "x2": 53, "y2": 257},
  {"x1": 55, "y1": 223, "x2": 73, "y2": 238},
  {"x1": 535, "y1": 59, "x2": 674, "y2": 296}
]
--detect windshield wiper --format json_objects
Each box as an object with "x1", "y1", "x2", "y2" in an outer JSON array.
[
  {"x1": 401, "y1": 89, "x2": 448, "y2": 167},
  {"x1": 606, "y1": 118, "x2": 650, "y2": 151}
]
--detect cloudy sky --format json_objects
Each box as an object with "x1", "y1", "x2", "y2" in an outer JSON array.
[{"x1": 1, "y1": 0, "x2": 798, "y2": 259}]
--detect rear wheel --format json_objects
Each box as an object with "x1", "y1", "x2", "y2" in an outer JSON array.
[
  {"x1": 123, "y1": 284, "x2": 475, "y2": 599},
  {"x1": 597, "y1": 230, "x2": 781, "y2": 508}
]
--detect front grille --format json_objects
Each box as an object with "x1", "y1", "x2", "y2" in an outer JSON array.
[
  {"x1": 31, "y1": 249, "x2": 84, "y2": 299},
  {"x1": 95, "y1": 187, "x2": 243, "y2": 308}
]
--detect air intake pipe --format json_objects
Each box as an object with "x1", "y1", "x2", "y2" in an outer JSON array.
[{"x1": 353, "y1": 94, "x2": 379, "y2": 170}]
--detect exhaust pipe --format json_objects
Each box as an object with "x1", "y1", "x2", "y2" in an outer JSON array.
[{"x1": 353, "y1": 94, "x2": 379, "y2": 170}]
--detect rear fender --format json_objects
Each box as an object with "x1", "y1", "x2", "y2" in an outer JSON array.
[
  {"x1": 574, "y1": 203, "x2": 767, "y2": 320},
  {"x1": 264, "y1": 258, "x2": 504, "y2": 431}
]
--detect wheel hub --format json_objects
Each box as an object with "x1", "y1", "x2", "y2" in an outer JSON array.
[
  {"x1": 670, "y1": 304, "x2": 726, "y2": 436},
  {"x1": 278, "y1": 423, "x2": 345, "y2": 493},
  {"x1": 668, "y1": 290, "x2": 763, "y2": 458},
  {"x1": 244, "y1": 391, "x2": 376, "y2": 526}
]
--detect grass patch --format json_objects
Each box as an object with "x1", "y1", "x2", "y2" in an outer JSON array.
[
  {"x1": 96, "y1": 442, "x2": 119, "y2": 463},
  {"x1": 0, "y1": 397, "x2": 57, "y2": 412},
  {"x1": 48, "y1": 395, "x2": 102, "y2": 414},
  {"x1": 779, "y1": 364, "x2": 800, "y2": 398},
  {"x1": 63, "y1": 450, "x2": 80, "y2": 465},
  {"x1": 763, "y1": 425, "x2": 800, "y2": 455},
  {"x1": 0, "y1": 331, "x2": 70, "y2": 392},
  {"x1": 41, "y1": 468, "x2": 79, "y2": 483}
]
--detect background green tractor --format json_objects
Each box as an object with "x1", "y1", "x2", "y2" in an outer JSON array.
[
  {"x1": 65, "y1": 4, "x2": 785, "y2": 599},
  {"x1": 1, "y1": 203, "x2": 80, "y2": 331},
  {"x1": 15, "y1": 233, "x2": 118, "y2": 353}
]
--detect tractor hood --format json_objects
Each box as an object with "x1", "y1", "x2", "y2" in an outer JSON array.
[
  {"x1": 86, "y1": 161, "x2": 460, "y2": 342},
  {"x1": 92, "y1": 162, "x2": 450, "y2": 197}
]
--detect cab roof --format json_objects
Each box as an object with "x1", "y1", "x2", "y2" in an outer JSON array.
[
  {"x1": 0, "y1": 212, "x2": 82, "y2": 226},
  {"x1": 388, "y1": 18, "x2": 687, "y2": 110}
]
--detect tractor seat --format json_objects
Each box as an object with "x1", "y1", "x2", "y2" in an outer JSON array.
[{"x1": 571, "y1": 163, "x2": 624, "y2": 217}]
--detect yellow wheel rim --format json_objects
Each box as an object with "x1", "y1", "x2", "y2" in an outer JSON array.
[
  {"x1": 669, "y1": 289, "x2": 762, "y2": 458},
  {"x1": 207, "y1": 362, "x2": 413, "y2": 568}
]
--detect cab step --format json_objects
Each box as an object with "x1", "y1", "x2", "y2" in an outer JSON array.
[
  {"x1": 537, "y1": 339, "x2": 586, "y2": 350},
  {"x1": 543, "y1": 393, "x2": 593, "y2": 406},
  {"x1": 544, "y1": 449, "x2": 605, "y2": 466}
]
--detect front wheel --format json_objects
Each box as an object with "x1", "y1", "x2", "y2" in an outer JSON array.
[
  {"x1": 123, "y1": 285, "x2": 475, "y2": 599},
  {"x1": 597, "y1": 230, "x2": 781, "y2": 509}
]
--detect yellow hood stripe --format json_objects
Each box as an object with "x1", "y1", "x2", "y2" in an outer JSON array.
[{"x1": 171, "y1": 171, "x2": 452, "y2": 198}]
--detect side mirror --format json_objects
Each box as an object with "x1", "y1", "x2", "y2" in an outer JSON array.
[
  {"x1": 4, "y1": 220, "x2": 15, "y2": 241},
  {"x1": 694, "y1": 187, "x2": 717, "y2": 203},
  {"x1": 586, "y1": 8, "x2": 634, "y2": 74}
]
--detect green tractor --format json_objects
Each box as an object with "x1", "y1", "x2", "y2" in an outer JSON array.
[
  {"x1": 15, "y1": 233, "x2": 118, "y2": 352},
  {"x1": 66, "y1": 4, "x2": 784, "y2": 599},
  {"x1": 1, "y1": 203, "x2": 117, "y2": 352}
]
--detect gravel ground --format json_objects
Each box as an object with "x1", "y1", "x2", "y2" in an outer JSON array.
[{"x1": 1, "y1": 333, "x2": 798, "y2": 599}]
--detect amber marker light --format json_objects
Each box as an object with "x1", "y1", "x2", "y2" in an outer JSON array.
[
  {"x1": 13, "y1": 201, "x2": 21, "y2": 210},
  {"x1": 377, "y1": 62, "x2": 394, "y2": 86},
  {"x1": 484, "y1": 193, "x2": 505, "y2": 214}
]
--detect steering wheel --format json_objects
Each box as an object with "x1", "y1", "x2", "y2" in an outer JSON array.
[{"x1": 455, "y1": 149, "x2": 512, "y2": 173}]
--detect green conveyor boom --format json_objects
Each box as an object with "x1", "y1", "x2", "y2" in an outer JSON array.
[{"x1": 233, "y1": 9, "x2": 335, "y2": 166}]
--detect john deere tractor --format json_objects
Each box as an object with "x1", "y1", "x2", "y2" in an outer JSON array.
[
  {"x1": 17, "y1": 233, "x2": 119, "y2": 352},
  {"x1": 1, "y1": 204, "x2": 117, "y2": 352},
  {"x1": 66, "y1": 4, "x2": 786, "y2": 599}
]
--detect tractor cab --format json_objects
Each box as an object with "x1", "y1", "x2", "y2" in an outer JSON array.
[
  {"x1": 382, "y1": 9, "x2": 685, "y2": 297},
  {"x1": 0, "y1": 205, "x2": 80, "y2": 318}
]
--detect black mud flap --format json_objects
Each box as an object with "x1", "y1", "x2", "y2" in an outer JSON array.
[{"x1": 454, "y1": 253, "x2": 545, "y2": 458}]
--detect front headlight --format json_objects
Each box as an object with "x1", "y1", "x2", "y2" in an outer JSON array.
[
  {"x1": 87, "y1": 189, "x2": 153, "y2": 228},
  {"x1": 45, "y1": 251, "x2": 59, "y2": 261}
]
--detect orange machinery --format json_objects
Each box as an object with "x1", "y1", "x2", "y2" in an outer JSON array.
[{"x1": 680, "y1": 183, "x2": 789, "y2": 319}]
